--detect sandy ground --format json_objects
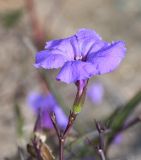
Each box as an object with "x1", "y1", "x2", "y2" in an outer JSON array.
[{"x1": 0, "y1": 0, "x2": 141, "y2": 159}]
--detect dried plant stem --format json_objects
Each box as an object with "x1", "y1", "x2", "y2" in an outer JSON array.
[
  {"x1": 63, "y1": 112, "x2": 76, "y2": 138},
  {"x1": 50, "y1": 112, "x2": 77, "y2": 160},
  {"x1": 98, "y1": 149, "x2": 106, "y2": 160},
  {"x1": 24, "y1": 0, "x2": 45, "y2": 48},
  {"x1": 95, "y1": 121, "x2": 107, "y2": 160},
  {"x1": 122, "y1": 116, "x2": 141, "y2": 130},
  {"x1": 50, "y1": 80, "x2": 88, "y2": 160},
  {"x1": 59, "y1": 138, "x2": 65, "y2": 160}
]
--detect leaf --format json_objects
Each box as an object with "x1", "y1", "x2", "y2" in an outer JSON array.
[
  {"x1": 112, "y1": 90, "x2": 141, "y2": 129},
  {"x1": 27, "y1": 134, "x2": 55, "y2": 160},
  {"x1": 14, "y1": 103, "x2": 24, "y2": 138},
  {"x1": 0, "y1": 9, "x2": 23, "y2": 28},
  {"x1": 105, "y1": 107, "x2": 121, "y2": 128},
  {"x1": 40, "y1": 142, "x2": 55, "y2": 160},
  {"x1": 106, "y1": 90, "x2": 141, "y2": 146}
]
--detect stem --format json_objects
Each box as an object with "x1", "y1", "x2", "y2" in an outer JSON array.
[
  {"x1": 50, "y1": 80, "x2": 88, "y2": 160},
  {"x1": 24, "y1": 0, "x2": 45, "y2": 48},
  {"x1": 50, "y1": 113, "x2": 61, "y2": 142},
  {"x1": 50, "y1": 111, "x2": 77, "y2": 160},
  {"x1": 122, "y1": 116, "x2": 141, "y2": 130},
  {"x1": 59, "y1": 138, "x2": 65, "y2": 160},
  {"x1": 73, "y1": 80, "x2": 88, "y2": 114},
  {"x1": 95, "y1": 121, "x2": 107, "y2": 160},
  {"x1": 98, "y1": 149, "x2": 106, "y2": 160},
  {"x1": 106, "y1": 116, "x2": 141, "y2": 151},
  {"x1": 60, "y1": 112, "x2": 77, "y2": 160},
  {"x1": 63, "y1": 112, "x2": 77, "y2": 138}
]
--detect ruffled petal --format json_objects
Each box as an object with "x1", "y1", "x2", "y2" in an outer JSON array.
[
  {"x1": 56, "y1": 61, "x2": 97, "y2": 83},
  {"x1": 34, "y1": 50, "x2": 67, "y2": 69},
  {"x1": 76, "y1": 28, "x2": 102, "y2": 41},
  {"x1": 45, "y1": 37, "x2": 77, "y2": 60},
  {"x1": 75, "y1": 29, "x2": 104, "y2": 57},
  {"x1": 87, "y1": 41, "x2": 108, "y2": 56},
  {"x1": 45, "y1": 29, "x2": 106, "y2": 60},
  {"x1": 87, "y1": 41, "x2": 126, "y2": 74}
]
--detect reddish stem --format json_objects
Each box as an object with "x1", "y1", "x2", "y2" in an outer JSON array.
[
  {"x1": 50, "y1": 111, "x2": 77, "y2": 160},
  {"x1": 24, "y1": 0, "x2": 45, "y2": 48}
]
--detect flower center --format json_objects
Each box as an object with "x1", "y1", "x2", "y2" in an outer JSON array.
[{"x1": 75, "y1": 55, "x2": 82, "y2": 60}]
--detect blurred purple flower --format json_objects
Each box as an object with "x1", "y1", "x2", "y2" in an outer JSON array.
[
  {"x1": 113, "y1": 133, "x2": 122, "y2": 145},
  {"x1": 27, "y1": 92, "x2": 67, "y2": 129},
  {"x1": 35, "y1": 28, "x2": 126, "y2": 83},
  {"x1": 87, "y1": 83, "x2": 104, "y2": 105}
]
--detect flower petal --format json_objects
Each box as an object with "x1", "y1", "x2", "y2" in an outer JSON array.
[
  {"x1": 34, "y1": 50, "x2": 67, "y2": 69},
  {"x1": 45, "y1": 29, "x2": 106, "y2": 60},
  {"x1": 45, "y1": 37, "x2": 77, "y2": 60},
  {"x1": 41, "y1": 109, "x2": 53, "y2": 129},
  {"x1": 87, "y1": 83, "x2": 104, "y2": 105},
  {"x1": 56, "y1": 61, "x2": 97, "y2": 83},
  {"x1": 54, "y1": 106, "x2": 67, "y2": 128},
  {"x1": 87, "y1": 41, "x2": 126, "y2": 74},
  {"x1": 76, "y1": 28, "x2": 102, "y2": 41},
  {"x1": 75, "y1": 29, "x2": 104, "y2": 57},
  {"x1": 27, "y1": 92, "x2": 44, "y2": 112}
]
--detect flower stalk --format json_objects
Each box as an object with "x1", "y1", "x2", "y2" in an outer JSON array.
[
  {"x1": 50, "y1": 111, "x2": 77, "y2": 160},
  {"x1": 73, "y1": 80, "x2": 88, "y2": 114},
  {"x1": 95, "y1": 121, "x2": 107, "y2": 160},
  {"x1": 50, "y1": 80, "x2": 89, "y2": 160}
]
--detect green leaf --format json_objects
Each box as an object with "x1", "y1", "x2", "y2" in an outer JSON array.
[
  {"x1": 106, "y1": 90, "x2": 141, "y2": 146},
  {"x1": 111, "y1": 90, "x2": 141, "y2": 129},
  {"x1": 0, "y1": 9, "x2": 23, "y2": 28},
  {"x1": 14, "y1": 103, "x2": 24, "y2": 138}
]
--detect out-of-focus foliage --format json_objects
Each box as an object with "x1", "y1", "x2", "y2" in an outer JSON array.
[
  {"x1": 0, "y1": 9, "x2": 22, "y2": 28},
  {"x1": 106, "y1": 90, "x2": 141, "y2": 146},
  {"x1": 14, "y1": 104, "x2": 24, "y2": 138}
]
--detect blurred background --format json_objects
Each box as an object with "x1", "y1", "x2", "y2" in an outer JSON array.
[{"x1": 0, "y1": 0, "x2": 141, "y2": 159}]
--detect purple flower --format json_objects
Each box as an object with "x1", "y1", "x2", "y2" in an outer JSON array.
[
  {"x1": 27, "y1": 92, "x2": 67, "y2": 129},
  {"x1": 113, "y1": 133, "x2": 122, "y2": 145},
  {"x1": 87, "y1": 83, "x2": 104, "y2": 105},
  {"x1": 35, "y1": 28, "x2": 126, "y2": 83}
]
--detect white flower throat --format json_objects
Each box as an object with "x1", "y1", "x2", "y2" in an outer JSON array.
[{"x1": 75, "y1": 55, "x2": 82, "y2": 60}]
